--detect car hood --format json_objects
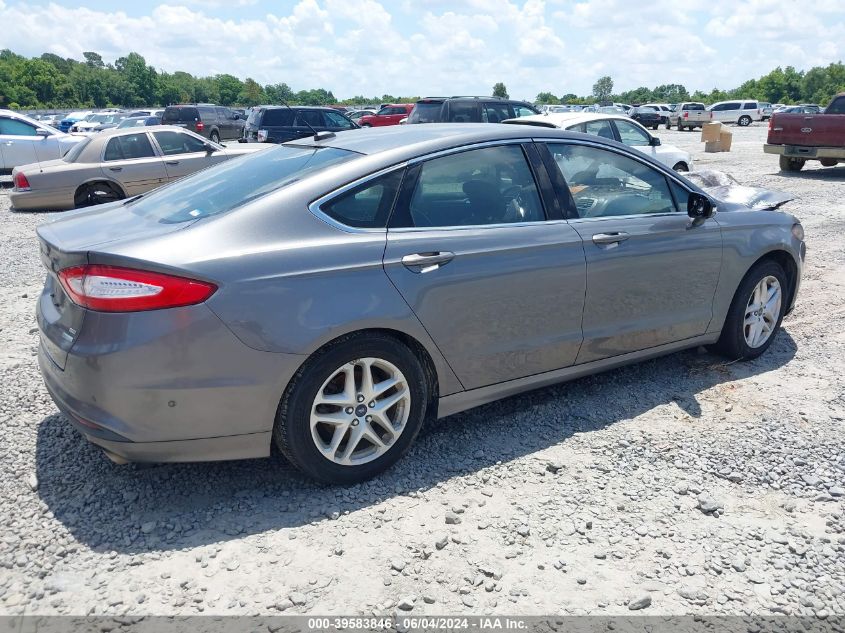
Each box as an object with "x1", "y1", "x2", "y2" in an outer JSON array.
[{"x1": 685, "y1": 170, "x2": 795, "y2": 210}]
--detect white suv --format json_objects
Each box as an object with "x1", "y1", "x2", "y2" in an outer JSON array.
[{"x1": 707, "y1": 100, "x2": 762, "y2": 126}]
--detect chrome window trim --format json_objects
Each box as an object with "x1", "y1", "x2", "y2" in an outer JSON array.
[
  {"x1": 406, "y1": 138, "x2": 535, "y2": 164},
  {"x1": 387, "y1": 219, "x2": 557, "y2": 234},
  {"x1": 308, "y1": 162, "x2": 409, "y2": 234}
]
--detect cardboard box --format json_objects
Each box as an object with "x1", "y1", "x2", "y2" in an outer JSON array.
[
  {"x1": 701, "y1": 121, "x2": 722, "y2": 143},
  {"x1": 719, "y1": 129, "x2": 733, "y2": 152},
  {"x1": 704, "y1": 140, "x2": 721, "y2": 153}
]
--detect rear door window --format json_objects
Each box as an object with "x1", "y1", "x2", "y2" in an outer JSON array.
[
  {"x1": 402, "y1": 145, "x2": 544, "y2": 227},
  {"x1": 482, "y1": 102, "x2": 512, "y2": 123},
  {"x1": 583, "y1": 119, "x2": 616, "y2": 140},
  {"x1": 295, "y1": 110, "x2": 324, "y2": 127},
  {"x1": 408, "y1": 102, "x2": 443, "y2": 123},
  {"x1": 103, "y1": 133, "x2": 156, "y2": 161},
  {"x1": 447, "y1": 101, "x2": 479, "y2": 123},
  {"x1": 262, "y1": 109, "x2": 295, "y2": 126},
  {"x1": 743, "y1": 102, "x2": 757, "y2": 110},
  {"x1": 162, "y1": 107, "x2": 199, "y2": 123}
]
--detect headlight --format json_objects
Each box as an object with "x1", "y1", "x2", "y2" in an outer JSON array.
[{"x1": 791, "y1": 223, "x2": 804, "y2": 241}]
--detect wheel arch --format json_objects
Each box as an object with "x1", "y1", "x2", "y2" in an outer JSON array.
[
  {"x1": 74, "y1": 178, "x2": 128, "y2": 199},
  {"x1": 754, "y1": 248, "x2": 799, "y2": 312},
  {"x1": 284, "y1": 327, "x2": 443, "y2": 420}
]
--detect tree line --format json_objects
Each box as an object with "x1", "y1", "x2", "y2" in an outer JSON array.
[
  {"x1": 537, "y1": 63, "x2": 844, "y2": 106},
  {"x1": 0, "y1": 48, "x2": 842, "y2": 110}
]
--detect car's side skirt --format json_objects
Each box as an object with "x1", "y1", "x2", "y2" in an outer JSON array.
[{"x1": 436, "y1": 333, "x2": 720, "y2": 419}]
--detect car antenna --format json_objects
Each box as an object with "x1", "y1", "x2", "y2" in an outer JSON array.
[{"x1": 279, "y1": 99, "x2": 335, "y2": 141}]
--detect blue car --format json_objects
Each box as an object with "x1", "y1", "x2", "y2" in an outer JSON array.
[{"x1": 57, "y1": 110, "x2": 92, "y2": 133}]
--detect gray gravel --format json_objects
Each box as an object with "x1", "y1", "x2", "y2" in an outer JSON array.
[{"x1": 1, "y1": 124, "x2": 843, "y2": 616}]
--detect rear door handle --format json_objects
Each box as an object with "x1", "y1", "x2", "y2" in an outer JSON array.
[
  {"x1": 165, "y1": 161, "x2": 179, "y2": 165},
  {"x1": 108, "y1": 167, "x2": 122, "y2": 172},
  {"x1": 592, "y1": 232, "x2": 629, "y2": 245},
  {"x1": 401, "y1": 252, "x2": 455, "y2": 272}
]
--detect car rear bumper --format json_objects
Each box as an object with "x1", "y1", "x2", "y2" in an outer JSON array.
[
  {"x1": 10, "y1": 187, "x2": 75, "y2": 211},
  {"x1": 37, "y1": 301, "x2": 306, "y2": 463},
  {"x1": 764, "y1": 144, "x2": 845, "y2": 160}
]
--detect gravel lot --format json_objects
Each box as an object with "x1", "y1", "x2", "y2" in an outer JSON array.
[{"x1": 1, "y1": 124, "x2": 843, "y2": 618}]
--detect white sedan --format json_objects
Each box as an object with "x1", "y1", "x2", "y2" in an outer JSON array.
[
  {"x1": 0, "y1": 110, "x2": 84, "y2": 173},
  {"x1": 503, "y1": 112, "x2": 693, "y2": 172}
]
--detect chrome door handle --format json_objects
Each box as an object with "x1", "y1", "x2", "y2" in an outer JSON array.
[
  {"x1": 592, "y1": 232, "x2": 630, "y2": 245},
  {"x1": 165, "y1": 161, "x2": 179, "y2": 165},
  {"x1": 108, "y1": 167, "x2": 122, "y2": 172},
  {"x1": 401, "y1": 252, "x2": 455, "y2": 272}
]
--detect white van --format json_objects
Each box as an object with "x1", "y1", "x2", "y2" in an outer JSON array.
[{"x1": 708, "y1": 100, "x2": 762, "y2": 126}]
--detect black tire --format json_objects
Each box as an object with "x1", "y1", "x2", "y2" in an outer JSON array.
[
  {"x1": 73, "y1": 182, "x2": 124, "y2": 209},
  {"x1": 665, "y1": 121, "x2": 671, "y2": 130},
  {"x1": 779, "y1": 155, "x2": 805, "y2": 172},
  {"x1": 210, "y1": 131, "x2": 220, "y2": 143},
  {"x1": 672, "y1": 162, "x2": 689, "y2": 172},
  {"x1": 738, "y1": 115, "x2": 751, "y2": 127},
  {"x1": 273, "y1": 333, "x2": 428, "y2": 484},
  {"x1": 652, "y1": 124, "x2": 659, "y2": 130},
  {"x1": 677, "y1": 122, "x2": 684, "y2": 131},
  {"x1": 713, "y1": 260, "x2": 788, "y2": 360}
]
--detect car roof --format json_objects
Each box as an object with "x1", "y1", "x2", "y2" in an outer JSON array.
[
  {"x1": 262, "y1": 105, "x2": 333, "y2": 111},
  {"x1": 500, "y1": 112, "x2": 629, "y2": 128},
  {"x1": 291, "y1": 122, "x2": 587, "y2": 158},
  {"x1": 95, "y1": 124, "x2": 199, "y2": 138}
]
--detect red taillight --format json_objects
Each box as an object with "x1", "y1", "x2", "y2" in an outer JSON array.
[
  {"x1": 683, "y1": 111, "x2": 688, "y2": 119},
  {"x1": 14, "y1": 171, "x2": 31, "y2": 191},
  {"x1": 58, "y1": 265, "x2": 217, "y2": 312},
  {"x1": 196, "y1": 121, "x2": 205, "y2": 132}
]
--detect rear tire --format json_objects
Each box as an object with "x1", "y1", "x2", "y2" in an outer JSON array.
[
  {"x1": 713, "y1": 261, "x2": 788, "y2": 360},
  {"x1": 73, "y1": 182, "x2": 124, "y2": 209},
  {"x1": 210, "y1": 131, "x2": 220, "y2": 143},
  {"x1": 779, "y1": 155, "x2": 805, "y2": 172},
  {"x1": 738, "y1": 115, "x2": 751, "y2": 127},
  {"x1": 273, "y1": 333, "x2": 428, "y2": 484},
  {"x1": 672, "y1": 162, "x2": 689, "y2": 172}
]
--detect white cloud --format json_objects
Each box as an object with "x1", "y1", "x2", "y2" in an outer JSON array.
[{"x1": 0, "y1": 0, "x2": 842, "y2": 99}]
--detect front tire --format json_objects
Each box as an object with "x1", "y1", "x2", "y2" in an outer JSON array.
[
  {"x1": 738, "y1": 115, "x2": 751, "y2": 127},
  {"x1": 713, "y1": 261, "x2": 788, "y2": 360},
  {"x1": 273, "y1": 333, "x2": 428, "y2": 484},
  {"x1": 779, "y1": 155, "x2": 805, "y2": 172}
]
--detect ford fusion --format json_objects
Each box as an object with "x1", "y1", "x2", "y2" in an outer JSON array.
[{"x1": 36, "y1": 124, "x2": 805, "y2": 483}]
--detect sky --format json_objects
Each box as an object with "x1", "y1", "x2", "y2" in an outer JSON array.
[{"x1": 0, "y1": 0, "x2": 843, "y2": 100}]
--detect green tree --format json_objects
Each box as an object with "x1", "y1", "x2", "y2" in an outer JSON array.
[
  {"x1": 238, "y1": 78, "x2": 265, "y2": 106},
  {"x1": 265, "y1": 82, "x2": 294, "y2": 104},
  {"x1": 492, "y1": 82, "x2": 508, "y2": 98},
  {"x1": 83, "y1": 52, "x2": 104, "y2": 69},
  {"x1": 215, "y1": 73, "x2": 243, "y2": 105},
  {"x1": 592, "y1": 75, "x2": 613, "y2": 101},
  {"x1": 535, "y1": 91, "x2": 559, "y2": 104}
]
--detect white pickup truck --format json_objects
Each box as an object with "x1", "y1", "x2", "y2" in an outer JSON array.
[{"x1": 668, "y1": 102, "x2": 710, "y2": 131}]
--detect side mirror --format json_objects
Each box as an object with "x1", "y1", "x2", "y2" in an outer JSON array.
[
  {"x1": 687, "y1": 192, "x2": 714, "y2": 220},
  {"x1": 36, "y1": 129, "x2": 51, "y2": 137},
  {"x1": 649, "y1": 136, "x2": 661, "y2": 146}
]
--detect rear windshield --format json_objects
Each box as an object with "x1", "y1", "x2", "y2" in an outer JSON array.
[
  {"x1": 408, "y1": 102, "x2": 443, "y2": 124},
  {"x1": 162, "y1": 107, "x2": 199, "y2": 123},
  {"x1": 63, "y1": 138, "x2": 92, "y2": 163},
  {"x1": 683, "y1": 103, "x2": 706, "y2": 110},
  {"x1": 126, "y1": 145, "x2": 358, "y2": 223}
]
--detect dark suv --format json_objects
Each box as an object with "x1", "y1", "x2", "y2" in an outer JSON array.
[
  {"x1": 406, "y1": 96, "x2": 539, "y2": 124},
  {"x1": 241, "y1": 106, "x2": 358, "y2": 143},
  {"x1": 160, "y1": 105, "x2": 245, "y2": 143}
]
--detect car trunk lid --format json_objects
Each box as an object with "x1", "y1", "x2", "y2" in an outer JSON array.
[{"x1": 36, "y1": 202, "x2": 193, "y2": 368}]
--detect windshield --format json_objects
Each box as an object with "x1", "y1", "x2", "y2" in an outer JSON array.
[
  {"x1": 63, "y1": 137, "x2": 92, "y2": 163},
  {"x1": 408, "y1": 102, "x2": 442, "y2": 124},
  {"x1": 127, "y1": 145, "x2": 358, "y2": 223}
]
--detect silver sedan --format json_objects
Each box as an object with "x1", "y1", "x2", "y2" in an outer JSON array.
[
  {"x1": 36, "y1": 124, "x2": 805, "y2": 483},
  {"x1": 11, "y1": 126, "x2": 268, "y2": 211}
]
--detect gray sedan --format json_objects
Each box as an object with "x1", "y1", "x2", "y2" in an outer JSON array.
[
  {"x1": 36, "y1": 124, "x2": 805, "y2": 483},
  {"x1": 11, "y1": 126, "x2": 267, "y2": 211}
]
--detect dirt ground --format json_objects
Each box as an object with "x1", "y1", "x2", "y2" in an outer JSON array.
[{"x1": 0, "y1": 124, "x2": 843, "y2": 618}]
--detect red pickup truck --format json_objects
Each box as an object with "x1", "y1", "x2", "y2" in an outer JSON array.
[{"x1": 765, "y1": 92, "x2": 845, "y2": 171}]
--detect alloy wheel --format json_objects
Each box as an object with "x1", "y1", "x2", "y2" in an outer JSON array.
[
  {"x1": 310, "y1": 357, "x2": 411, "y2": 466},
  {"x1": 743, "y1": 276, "x2": 782, "y2": 348}
]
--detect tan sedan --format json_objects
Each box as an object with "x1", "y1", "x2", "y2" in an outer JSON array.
[{"x1": 10, "y1": 126, "x2": 268, "y2": 211}]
